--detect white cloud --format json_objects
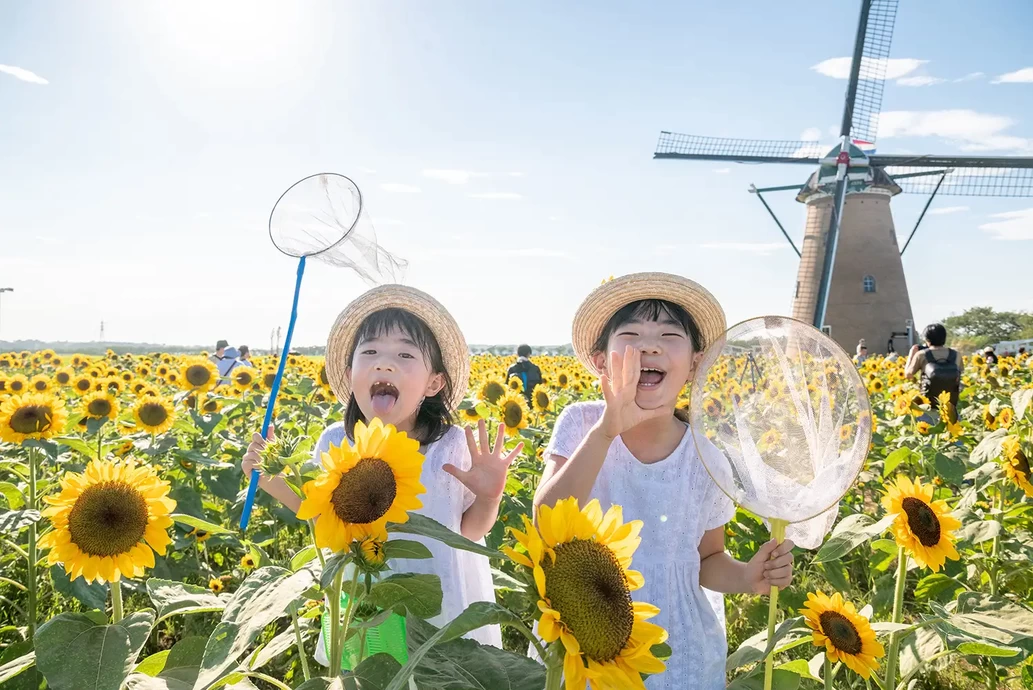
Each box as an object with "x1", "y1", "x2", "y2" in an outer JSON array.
[
  {"x1": 700, "y1": 242, "x2": 787, "y2": 255},
  {"x1": 896, "y1": 76, "x2": 946, "y2": 87},
  {"x1": 875, "y1": 110, "x2": 1033, "y2": 153},
  {"x1": 426, "y1": 246, "x2": 564, "y2": 258},
  {"x1": 928, "y1": 206, "x2": 969, "y2": 215},
  {"x1": 800, "y1": 127, "x2": 823, "y2": 141},
  {"x1": 714, "y1": 168, "x2": 731, "y2": 174},
  {"x1": 422, "y1": 169, "x2": 485, "y2": 185},
  {"x1": 811, "y1": 57, "x2": 926, "y2": 80},
  {"x1": 979, "y1": 208, "x2": 1033, "y2": 240},
  {"x1": 954, "y1": 72, "x2": 984, "y2": 83},
  {"x1": 379, "y1": 183, "x2": 422, "y2": 193},
  {"x1": 467, "y1": 192, "x2": 522, "y2": 200},
  {"x1": 0, "y1": 64, "x2": 48, "y2": 84},
  {"x1": 992, "y1": 67, "x2": 1033, "y2": 84}
]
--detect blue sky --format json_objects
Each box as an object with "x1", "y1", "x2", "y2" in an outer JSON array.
[{"x1": 2, "y1": 0, "x2": 1031, "y2": 349}]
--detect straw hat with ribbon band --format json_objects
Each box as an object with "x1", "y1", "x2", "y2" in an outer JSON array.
[
  {"x1": 571, "y1": 272, "x2": 727, "y2": 376},
  {"x1": 325, "y1": 285, "x2": 470, "y2": 410}
]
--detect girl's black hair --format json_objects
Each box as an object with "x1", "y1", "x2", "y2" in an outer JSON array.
[
  {"x1": 590, "y1": 299, "x2": 703, "y2": 424},
  {"x1": 591, "y1": 299, "x2": 704, "y2": 355},
  {"x1": 343, "y1": 308, "x2": 453, "y2": 444}
]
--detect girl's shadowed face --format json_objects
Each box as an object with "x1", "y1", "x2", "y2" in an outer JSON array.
[
  {"x1": 599, "y1": 316, "x2": 700, "y2": 410},
  {"x1": 345, "y1": 325, "x2": 444, "y2": 429}
]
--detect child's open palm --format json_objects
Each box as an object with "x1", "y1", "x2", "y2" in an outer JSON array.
[
  {"x1": 443, "y1": 420, "x2": 524, "y2": 501},
  {"x1": 599, "y1": 346, "x2": 669, "y2": 438}
]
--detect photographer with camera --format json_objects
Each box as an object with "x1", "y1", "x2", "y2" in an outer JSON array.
[{"x1": 905, "y1": 323, "x2": 962, "y2": 417}]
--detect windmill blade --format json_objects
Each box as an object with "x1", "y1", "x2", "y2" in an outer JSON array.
[
  {"x1": 886, "y1": 165, "x2": 1033, "y2": 197},
  {"x1": 844, "y1": 0, "x2": 899, "y2": 144},
  {"x1": 654, "y1": 132, "x2": 821, "y2": 165},
  {"x1": 871, "y1": 154, "x2": 1033, "y2": 169}
]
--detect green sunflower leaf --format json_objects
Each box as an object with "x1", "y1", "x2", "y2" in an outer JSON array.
[
  {"x1": 388, "y1": 513, "x2": 499, "y2": 559},
  {"x1": 367, "y1": 573, "x2": 443, "y2": 619}
]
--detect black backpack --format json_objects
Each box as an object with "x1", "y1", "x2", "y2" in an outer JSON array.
[{"x1": 921, "y1": 349, "x2": 960, "y2": 406}]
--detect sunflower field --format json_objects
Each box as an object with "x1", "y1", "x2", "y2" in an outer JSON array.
[{"x1": 0, "y1": 347, "x2": 1032, "y2": 689}]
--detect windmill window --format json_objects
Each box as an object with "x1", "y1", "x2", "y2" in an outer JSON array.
[{"x1": 863, "y1": 275, "x2": 876, "y2": 293}]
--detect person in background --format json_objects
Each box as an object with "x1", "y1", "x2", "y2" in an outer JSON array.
[
  {"x1": 984, "y1": 346, "x2": 999, "y2": 366},
  {"x1": 853, "y1": 341, "x2": 868, "y2": 365},
  {"x1": 237, "y1": 345, "x2": 253, "y2": 367},
  {"x1": 210, "y1": 340, "x2": 229, "y2": 366},
  {"x1": 886, "y1": 338, "x2": 896, "y2": 355},
  {"x1": 906, "y1": 323, "x2": 962, "y2": 416},
  {"x1": 506, "y1": 344, "x2": 543, "y2": 402}
]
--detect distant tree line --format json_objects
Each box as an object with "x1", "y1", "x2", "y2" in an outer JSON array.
[{"x1": 942, "y1": 306, "x2": 1033, "y2": 353}]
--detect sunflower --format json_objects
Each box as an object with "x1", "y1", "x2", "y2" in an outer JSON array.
[
  {"x1": 260, "y1": 369, "x2": 278, "y2": 389},
  {"x1": 37, "y1": 459, "x2": 176, "y2": 584},
  {"x1": 531, "y1": 384, "x2": 552, "y2": 414},
  {"x1": 556, "y1": 371, "x2": 570, "y2": 389},
  {"x1": 28, "y1": 375, "x2": 50, "y2": 393},
  {"x1": 179, "y1": 358, "x2": 218, "y2": 392},
  {"x1": 983, "y1": 406, "x2": 998, "y2": 431},
  {"x1": 997, "y1": 407, "x2": 1015, "y2": 429},
  {"x1": 916, "y1": 421, "x2": 931, "y2": 435},
  {"x1": 505, "y1": 498, "x2": 667, "y2": 690},
  {"x1": 801, "y1": 591, "x2": 884, "y2": 679},
  {"x1": 882, "y1": 476, "x2": 961, "y2": 572},
  {"x1": 53, "y1": 368, "x2": 73, "y2": 387},
  {"x1": 356, "y1": 534, "x2": 387, "y2": 570},
  {"x1": 459, "y1": 406, "x2": 482, "y2": 425},
  {"x1": 478, "y1": 379, "x2": 507, "y2": 405},
  {"x1": 508, "y1": 376, "x2": 524, "y2": 393},
  {"x1": 188, "y1": 527, "x2": 210, "y2": 543},
  {"x1": 231, "y1": 367, "x2": 255, "y2": 392},
  {"x1": 209, "y1": 578, "x2": 224, "y2": 593},
  {"x1": 101, "y1": 377, "x2": 125, "y2": 395},
  {"x1": 82, "y1": 391, "x2": 120, "y2": 420},
  {"x1": 70, "y1": 374, "x2": 93, "y2": 394},
  {"x1": 0, "y1": 393, "x2": 69, "y2": 444},
  {"x1": 6, "y1": 374, "x2": 28, "y2": 395},
  {"x1": 1001, "y1": 436, "x2": 1033, "y2": 498},
  {"x1": 498, "y1": 391, "x2": 530, "y2": 437},
  {"x1": 240, "y1": 554, "x2": 256, "y2": 569},
  {"x1": 868, "y1": 379, "x2": 884, "y2": 394},
  {"x1": 296, "y1": 418, "x2": 426, "y2": 549},
  {"x1": 133, "y1": 398, "x2": 176, "y2": 435}
]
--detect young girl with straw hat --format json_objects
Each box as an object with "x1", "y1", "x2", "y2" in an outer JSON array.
[
  {"x1": 534, "y1": 273, "x2": 796, "y2": 689},
  {"x1": 242, "y1": 285, "x2": 521, "y2": 662}
]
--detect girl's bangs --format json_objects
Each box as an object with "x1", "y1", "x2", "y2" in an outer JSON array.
[{"x1": 350, "y1": 308, "x2": 441, "y2": 364}]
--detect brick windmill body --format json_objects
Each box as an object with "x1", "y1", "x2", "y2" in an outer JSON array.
[{"x1": 655, "y1": 0, "x2": 1033, "y2": 352}]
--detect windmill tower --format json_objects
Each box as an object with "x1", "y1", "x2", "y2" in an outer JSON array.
[{"x1": 655, "y1": 0, "x2": 1033, "y2": 352}]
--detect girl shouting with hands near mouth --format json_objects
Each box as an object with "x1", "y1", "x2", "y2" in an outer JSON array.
[
  {"x1": 242, "y1": 285, "x2": 522, "y2": 660},
  {"x1": 534, "y1": 273, "x2": 795, "y2": 689}
]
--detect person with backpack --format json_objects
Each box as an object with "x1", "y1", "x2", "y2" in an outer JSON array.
[
  {"x1": 905, "y1": 323, "x2": 962, "y2": 416},
  {"x1": 506, "y1": 344, "x2": 543, "y2": 402}
]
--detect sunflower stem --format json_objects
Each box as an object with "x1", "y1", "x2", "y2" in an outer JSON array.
[
  {"x1": 327, "y1": 567, "x2": 345, "y2": 673},
  {"x1": 824, "y1": 654, "x2": 833, "y2": 690},
  {"x1": 111, "y1": 580, "x2": 124, "y2": 624},
  {"x1": 989, "y1": 488, "x2": 1002, "y2": 596},
  {"x1": 763, "y1": 518, "x2": 788, "y2": 690},
  {"x1": 26, "y1": 445, "x2": 39, "y2": 641},
  {"x1": 291, "y1": 607, "x2": 311, "y2": 681},
  {"x1": 340, "y1": 566, "x2": 361, "y2": 658},
  {"x1": 884, "y1": 546, "x2": 908, "y2": 690},
  {"x1": 543, "y1": 640, "x2": 564, "y2": 690}
]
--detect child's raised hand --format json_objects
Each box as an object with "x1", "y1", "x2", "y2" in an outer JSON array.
[
  {"x1": 744, "y1": 538, "x2": 795, "y2": 594},
  {"x1": 598, "y1": 346, "x2": 670, "y2": 439},
  {"x1": 443, "y1": 420, "x2": 524, "y2": 502},
  {"x1": 241, "y1": 425, "x2": 275, "y2": 477}
]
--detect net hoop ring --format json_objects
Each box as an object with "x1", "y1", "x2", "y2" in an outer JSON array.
[{"x1": 268, "y1": 172, "x2": 364, "y2": 258}]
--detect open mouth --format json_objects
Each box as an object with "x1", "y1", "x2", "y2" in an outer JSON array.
[
  {"x1": 638, "y1": 368, "x2": 666, "y2": 388},
  {"x1": 369, "y1": 381, "x2": 400, "y2": 416}
]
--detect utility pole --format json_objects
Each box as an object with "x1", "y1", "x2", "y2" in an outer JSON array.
[
  {"x1": 99, "y1": 321, "x2": 105, "y2": 342},
  {"x1": 0, "y1": 287, "x2": 13, "y2": 340}
]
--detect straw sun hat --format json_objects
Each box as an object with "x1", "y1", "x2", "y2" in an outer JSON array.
[
  {"x1": 571, "y1": 272, "x2": 727, "y2": 376},
  {"x1": 324, "y1": 285, "x2": 470, "y2": 410}
]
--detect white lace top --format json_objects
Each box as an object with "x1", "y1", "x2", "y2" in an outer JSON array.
[
  {"x1": 306, "y1": 422, "x2": 502, "y2": 650},
  {"x1": 544, "y1": 402, "x2": 736, "y2": 689}
]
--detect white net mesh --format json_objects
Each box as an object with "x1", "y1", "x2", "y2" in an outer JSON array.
[
  {"x1": 689, "y1": 316, "x2": 872, "y2": 549},
  {"x1": 268, "y1": 173, "x2": 407, "y2": 286}
]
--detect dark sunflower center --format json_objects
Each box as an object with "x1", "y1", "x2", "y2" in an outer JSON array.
[
  {"x1": 558, "y1": 375, "x2": 568, "y2": 386},
  {"x1": 139, "y1": 403, "x2": 169, "y2": 427},
  {"x1": 818, "y1": 610, "x2": 863, "y2": 655},
  {"x1": 236, "y1": 371, "x2": 253, "y2": 385},
  {"x1": 503, "y1": 401, "x2": 523, "y2": 428},
  {"x1": 535, "y1": 391, "x2": 549, "y2": 408},
  {"x1": 185, "y1": 365, "x2": 212, "y2": 387},
  {"x1": 330, "y1": 458, "x2": 398, "y2": 524},
  {"x1": 33, "y1": 381, "x2": 47, "y2": 391},
  {"x1": 56, "y1": 372, "x2": 70, "y2": 384},
  {"x1": 902, "y1": 496, "x2": 941, "y2": 546},
  {"x1": 1013, "y1": 450, "x2": 1031, "y2": 480},
  {"x1": 264, "y1": 373, "x2": 277, "y2": 388},
  {"x1": 10, "y1": 381, "x2": 24, "y2": 391},
  {"x1": 10, "y1": 405, "x2": 52, "y2": 434},
  {"x1": 540, "y1": 539, "x2": 634, "y2": 662},
  {"x1": 67, "y1": 482, "x2": 149, "y2": 557},
  {"x1": 483, "y1": 382, "x2": 505, "y2": 404},
  {"x1": 87, "y1": 399, "x2": 113, "y2": 417}
]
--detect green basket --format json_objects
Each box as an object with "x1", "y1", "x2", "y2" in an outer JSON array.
[{"x1": 321, "y1": 592, "x2": 409, "y2": 671}]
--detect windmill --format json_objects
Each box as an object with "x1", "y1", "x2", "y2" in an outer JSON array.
[{"x1": 654, "y1": 0, "x2": 1033, "y2": 353}]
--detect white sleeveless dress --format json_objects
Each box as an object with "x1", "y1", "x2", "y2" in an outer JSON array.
[
  {"x1": 308, "y1": 423, "x2": 502, "y2": 667},
  {"x1": 544, "y1": 402, "x2": 736, "y2": 689}
]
